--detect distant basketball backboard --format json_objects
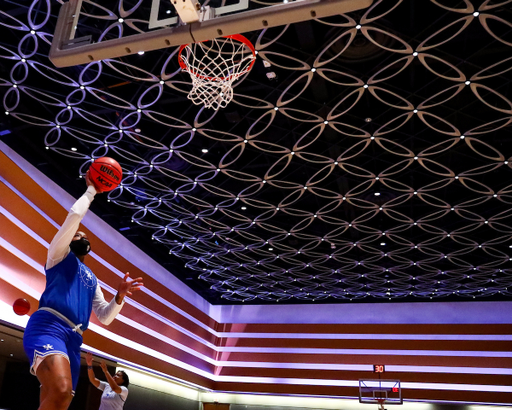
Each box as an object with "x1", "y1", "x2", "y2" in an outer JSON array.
[
  {"x1": 49, "y1": 0, "x2": 373, "y2": 67},
  {"x1": 359, "y1": 379, "x2": 402, "y2": 406}
]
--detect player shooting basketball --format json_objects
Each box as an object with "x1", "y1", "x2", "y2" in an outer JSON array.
[{"x1": 23, "y1": 170, "x2": 143, "y2": 410}]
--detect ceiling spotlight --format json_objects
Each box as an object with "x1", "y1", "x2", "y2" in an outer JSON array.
[
  {"x1": 268, "y1": 248, "x2": 273, "y2": 251},
  {"x1": 138, "y1": 51, "x2": 145, "y2": 55},
  {"x1": 374, "y1": 192, "x2": 380, "y2": 196},
  {"x1": 135, "y1": 128, "x2": 141, "y2": 133},
  {"x1": 365, "y1": 117, "x2": 372, "y2": 122},
  {"x1": 166, "y1": 9, "x2": 172, "y2": 14},
  {"x1": 71, "y1": 147, "x2": 77, "y2": 151},
  {"x1": 380, "y1": 242, "x2": 386, "y2": 246},
  {"x1": 241, "y1": 206, "x2": 247, "y2": 210},
  {"x1": 202, "y1": 148, "x2": 208, "y2": 153}
]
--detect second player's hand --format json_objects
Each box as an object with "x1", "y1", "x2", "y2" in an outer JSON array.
[
  {"x1": 100, "y1": 360, "x2": 108, "y2": 374},
  {"x1": 86, "y1": 352, "x2": 93, "y2": 366}
]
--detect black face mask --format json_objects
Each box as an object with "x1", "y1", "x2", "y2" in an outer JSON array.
[{"x1": 69, "y1": 238, "x2": 91, "y2": 256}]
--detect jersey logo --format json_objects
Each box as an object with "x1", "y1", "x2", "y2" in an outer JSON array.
[{"x1": 79, "y1": 264, "x2": 97, "y2": 288}]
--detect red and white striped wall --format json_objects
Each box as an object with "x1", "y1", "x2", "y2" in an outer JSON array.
[{"x1": 1, "y1": 141, "x2": 511, "y2": 406}]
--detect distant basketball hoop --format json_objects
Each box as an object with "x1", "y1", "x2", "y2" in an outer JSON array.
[
  {"x1": 359, "y1": 379, "x2": 402, "y2": 407},
  {"x1": 178, "y1": 34, "x2": 256, "y2": 110}
]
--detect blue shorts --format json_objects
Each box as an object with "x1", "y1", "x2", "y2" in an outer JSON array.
[{"x1": 23, "y1": 310, "x2": 83, "y2": 393}]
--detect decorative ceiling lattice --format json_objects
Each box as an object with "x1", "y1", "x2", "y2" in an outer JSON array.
[{"x1": 2, "y1": 0, "x2": 512, "y2": 304}]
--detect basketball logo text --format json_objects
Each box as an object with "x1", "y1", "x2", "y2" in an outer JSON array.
[
  {"x1": 95, "y1": 175, "x2": 113, "y2": 188},
  {"x1": 99, "y1": 165, "x2": 120, "y2": 182}
]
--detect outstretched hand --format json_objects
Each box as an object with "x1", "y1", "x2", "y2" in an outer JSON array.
[
  {"x1": 86, "y1": 351, "x2": 93, "y2": 366},
  {"x1": 85, "y1": 169, "x2": 103, "y2": 193},
  {"x1": 100, "y1": 360, "x2": 108, "y2": 374},
  {"x1": 115, "y1": 272, "x2": 144, "y2": 304}
]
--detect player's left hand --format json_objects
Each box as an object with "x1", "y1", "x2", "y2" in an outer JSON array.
[{"x1": 116, "y1": 272, "x2": 144, "y2": 304}]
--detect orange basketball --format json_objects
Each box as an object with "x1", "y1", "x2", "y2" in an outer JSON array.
[
  {"x1": 13, "y1": 298, "x2": 30, "y2": 315},
  {"x1": 88, "y1": 157, "x2": 122, "y2": 192}
]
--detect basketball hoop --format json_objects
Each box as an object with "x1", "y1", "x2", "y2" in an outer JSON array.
[{"x1": 178, "y1": 34, "x2": 256, "y2": 110}]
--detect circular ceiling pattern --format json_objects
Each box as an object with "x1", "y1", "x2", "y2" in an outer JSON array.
[{"x1": 2, "y1": 0, "x2": 512, "y2": 303}]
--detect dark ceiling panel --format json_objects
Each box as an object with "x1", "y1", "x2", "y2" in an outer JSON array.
[{"x1": 1, "y1": 0, "x2": 512, "y2": 304}]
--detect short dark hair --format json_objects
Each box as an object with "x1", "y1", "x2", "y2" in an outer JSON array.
[{"x1": 118, "y1": 370, "x2": 129, "y2": 387}]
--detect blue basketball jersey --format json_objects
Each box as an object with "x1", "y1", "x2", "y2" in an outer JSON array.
[{"x1": 39, "y1": 252, "x2": 98, "y2": 330}]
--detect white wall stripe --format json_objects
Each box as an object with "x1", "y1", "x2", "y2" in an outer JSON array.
[{"x1": 216, "y1": 332, "x2": 512, "y2": 341}]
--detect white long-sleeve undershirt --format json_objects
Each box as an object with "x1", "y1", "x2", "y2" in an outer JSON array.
[{"x1": 46, "y1": 185, "x2": 123, "y2": 325}]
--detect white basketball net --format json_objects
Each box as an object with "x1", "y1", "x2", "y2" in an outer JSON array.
[{"x1": 179, "y1": 36, "x2": 256, "y2": 110}]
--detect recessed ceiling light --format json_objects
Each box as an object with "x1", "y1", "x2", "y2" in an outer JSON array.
[
  {"x1": 374, "y1": 192, "x2": 380, "y2": 196},
  {"x1": 202, "y1": 148, "x2": 208, "y2": 153},
  {"x1": 71, "y1": 147, "x2": 77, "y2": 151},
  {"x1": 241, "y1": 206, "x2": 247, "y2": 210},
  {"x1": 380, "y1": 242, "x2": 386, "y2": 246}
]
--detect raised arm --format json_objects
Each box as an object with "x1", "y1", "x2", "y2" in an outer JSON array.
[
  {"x1": 100, "y1": 361, "x2": 122, "y2": 394},
  {"x1": 46, "y1": 178, "x2": 97, "y2": 270},
  {"x1": 92, "y1": 272, "x2": 143, "y2": 325},
  {"x1": 86, "y1": 352, "x2": 101, "y2": 388}
]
